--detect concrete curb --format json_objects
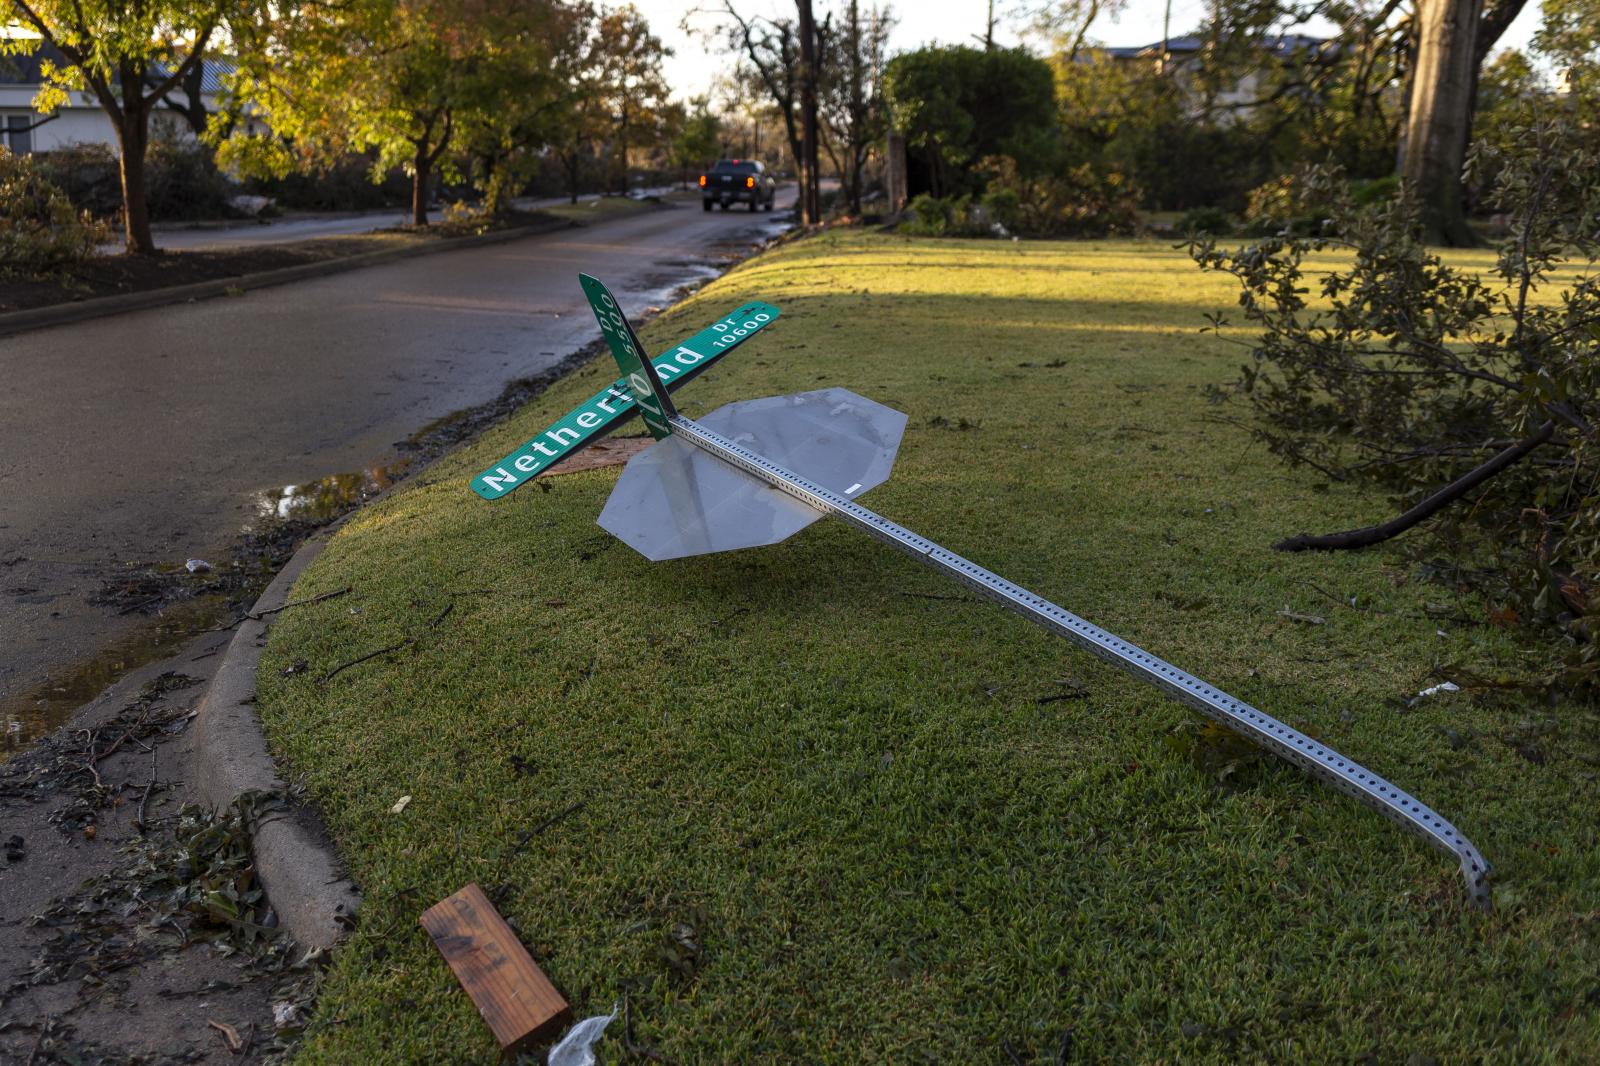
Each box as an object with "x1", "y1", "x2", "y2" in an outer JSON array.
[
  {"x1": 0, "y1": 216, "x2": 579, "y2": 339},
  {"x1": 191, "y1": 526, "x2": 361, "y2": 950}
]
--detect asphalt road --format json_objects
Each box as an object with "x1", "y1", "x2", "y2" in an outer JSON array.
[{"x1": 2, "y1": 191, "x2": 794, "y2": 748}]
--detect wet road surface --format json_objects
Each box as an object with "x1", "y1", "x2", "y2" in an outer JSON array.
[{"x1": 2, "y1": 192, "x2": 794, "y2": 748}]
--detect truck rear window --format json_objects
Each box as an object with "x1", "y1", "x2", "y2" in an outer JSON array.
[{"x1": 712, "y1": 161, "x2": 757, "y2": 174}]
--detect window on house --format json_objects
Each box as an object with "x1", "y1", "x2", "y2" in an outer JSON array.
[{"x1": 5, "y1": 115, "x2": 33, "y2": 155}]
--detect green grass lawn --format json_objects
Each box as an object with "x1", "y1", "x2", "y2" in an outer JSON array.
[{"x1": 260, "y1": 231, "x2": 1600, "y2": 1063}]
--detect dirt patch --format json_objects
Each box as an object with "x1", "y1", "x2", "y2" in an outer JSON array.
[{"x1": 0, "y1": 211, "x2": 563, "y2": 315}]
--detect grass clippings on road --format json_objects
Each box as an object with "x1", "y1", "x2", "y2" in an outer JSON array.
[
  {"x1": 538, "y1": 193, "x2": 678, "y2": 222},
  {"x1": 259, "y1": 231, "x2": 1600, "y2": 1063}
]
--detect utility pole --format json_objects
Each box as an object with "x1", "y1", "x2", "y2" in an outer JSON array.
[
  {"x1": 1160, "y1": 0, "x2": 1172, "y2": 72},
  {"x1": 797, "y1": 0, "x2": 822, "y2": 225}
]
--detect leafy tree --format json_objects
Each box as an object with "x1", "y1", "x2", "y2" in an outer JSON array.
[
  {"x1": 671, "y1": 95, "x2": 722, "y2": 186},
  {"x1": 818, "y1": 0, "x2": 892, "y2": 215},
  {"x1": 3, "y1": 0, "x2": 236, "y2": 253},
  {"x1": 1023, "y1": 0, "x2": 1129, "y2": 61},
  {"x1": 457, "y1": 0, "x2": 590, "y2": 215},
  {"x1": 1534, "y1": 0, "x2": 1600, "y2": 113},
  {"x1": 1189, "y1": 110, "x2": 1600, "y2": 687},
  {"x1": 1191, "y1": 0, "x2": 1529, "y2": 243},
  {"x1": 883, "y1": 45, "x2": 1057, "y2": 198},
  {"x1": 545, "y1": 3, "x2": 669, "y2": 202},
  {"x1": 590, "y1": 5, "x2": 672, "y2": 196},
  {"x1": 223, "y1": 0, "x2": 568, "y2": 225}
]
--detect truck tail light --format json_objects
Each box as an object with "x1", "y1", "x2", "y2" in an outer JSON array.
[
  {"x1": 698, "y1": 174, "x2": 707, "y2": 187},
  {"x1": 745, "y1": 176, "x2": 755, "y2": 189}
]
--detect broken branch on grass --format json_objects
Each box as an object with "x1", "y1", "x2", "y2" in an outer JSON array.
[
  {"x1": 317, "y1": 601, "x2": 453, "y2": 685},
  {"x1": 209, "y1": 586, "x2": 353, "y2": 632},
  {"x1": 1274, "y1": 422, "x2": 1556, "y2": 551}
]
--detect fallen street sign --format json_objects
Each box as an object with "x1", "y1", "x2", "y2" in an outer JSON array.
[
  {"x1": 468, "y1": 272, "x2": 1496, "y2": 909},
  {"x1": 471, "y1": 299, "x2": 780, "y2": 500}
]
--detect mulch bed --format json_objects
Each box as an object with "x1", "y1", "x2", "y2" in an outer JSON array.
[{"x1": 0, "y1": 211, "x2": 560, "y2": 315}]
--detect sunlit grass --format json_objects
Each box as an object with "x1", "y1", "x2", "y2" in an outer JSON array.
[{"x1": 261, "y1": 231, "x2": 1600, "y2": 1064}]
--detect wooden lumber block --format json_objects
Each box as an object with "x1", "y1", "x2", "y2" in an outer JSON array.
[{"x1": 420, "y1": 883, "x2": 571, "y2": 1053}]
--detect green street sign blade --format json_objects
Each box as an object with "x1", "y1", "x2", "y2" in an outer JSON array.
[
  {"x1": 471, "y1": 300, "x2": 780, "y2": 500},
  {"x1": 580, "y1": 273, "x2": 676, "y2": 440}
]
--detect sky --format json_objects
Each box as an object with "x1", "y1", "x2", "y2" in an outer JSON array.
[{"x1": 631, "y1": 0, "x2": 1549, "y2": 103}]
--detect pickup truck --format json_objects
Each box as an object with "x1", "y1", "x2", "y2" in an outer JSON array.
[{"x1": 700, "y1": 159, "x2": 777, "y2": 212}]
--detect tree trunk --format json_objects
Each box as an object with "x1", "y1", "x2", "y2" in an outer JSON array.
[
  {"x1": 846, "y1": 0, "x2": 865, "y2": 215},
  {"x1": 412, "y1": 142, "x2": 432, "y2": 226},
  {"x1": 116, "y1": 110, "x2": 156, "y2": 255},
  {"x1": 1399, "y1": 0, "x2": 1483, "y2": 246},
  {"x1": 615, "y1": 104, "x2": 630, "y2": 196},
  {"x1": 797, "y1": 0, "x2": 822, "y2": 225}
]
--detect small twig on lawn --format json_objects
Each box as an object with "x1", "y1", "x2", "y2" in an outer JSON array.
[
  {"x1": 135, "y1": 747, "x2": 158, "y2": 831},
  {"x1": 1001, "y1": 1039, "x2": 1027, "y2": 1066},
  {"x1": 209, "y1": 586, "x2": 352, "y2": 632},
  {"x1": 488, "y1": 800, "x2": 591, "y2": 900},
  {"x1": 316, "y1": 641, "x2": 405, "y2": 685},
  {"x1": 1297, "y1": 580, "x2": 1480, "y2": 626},
  {"x1": 318, "y1": 601, "x2": 453, "y2": 685},
  {"x1": 1275, "y1": 607, "x2": 1325, "y2": 625},
  {"x1": 1298, "y1": 580, "x2": 1393, "y2": 616},
  {"x1": 623, "y1": 994, "x2": 678, "y2": 1065},
  {"x1": 899, "y1": 591, "x2": 979, "y2": 603},
  {"x1": 254, "y1": 585, "x2": 352, "y2": 620},
  {"x1": 119, "y1": 596, "x2": 163, "y2": 616}
]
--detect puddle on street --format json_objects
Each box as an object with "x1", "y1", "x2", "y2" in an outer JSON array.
[
  {"x1": 257, "y1": 462, "x2": 411, "y2": 523},
  {"x1": 1, "y1": 596, "x2": 232, "y2": 755},
  {"x1": 2, "y1": 460, "x2": 419, "y2": 755}
]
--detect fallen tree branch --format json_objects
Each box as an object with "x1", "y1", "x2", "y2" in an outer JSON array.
[
  {"x1": 318, "y1": 601, "x2": 453, "y2": 685},
  {"x1": 209, "y1": 586, "x2": 352, "y2": 632},
  {"x1": 1274, "y1": 422, "x2": 1556, "y2": 552}
]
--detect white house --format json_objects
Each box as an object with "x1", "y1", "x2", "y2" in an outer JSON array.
[
  {"x1": 1, "y1": 39, "x2": 230, "y2": 154},
  {"x1": 1099, "y1": 33, "x2": 1337, "y2": 125}
]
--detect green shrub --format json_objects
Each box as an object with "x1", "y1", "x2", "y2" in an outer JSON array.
[
  {"x1": 1190, "y1": 114, "x2": 1600, "y2": 693},
  {"x1": 0, "y1": 146, "x2": 108, "y2": 279},
  {"x1": 1242, "y1": 171, "x2": 1336, "y2": 236},
  {"x1": 902, "y1": 193, "x2": 980, "y2": 236},
  {"x1": 1178, "y1": 206, "x2": 1234, "y2": 236},
  {"x1": 243, "y1": 151, "x2": 410, "y2": 211},
  {"x1": 145, "y1": 128, "x2": 240, "y2": 221},
  {"x1": 32, "y1": 142, "x2": 122, "y2": 218},
  {"x1": 1351, "y1": 174, "x2": 1401, "y2": 207},
  {"x1": 980, "y1": 156, "x2": 1139, "y2": 238}
]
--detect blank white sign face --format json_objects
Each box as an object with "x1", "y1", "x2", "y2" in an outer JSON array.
[{"x1": 597, "y1": 388, "x2": 908, "y2": 561}]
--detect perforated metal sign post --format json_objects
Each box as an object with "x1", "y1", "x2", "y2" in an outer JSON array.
[{"x1": 475, "y1": 274, "x2": 1492, "y2": 908}]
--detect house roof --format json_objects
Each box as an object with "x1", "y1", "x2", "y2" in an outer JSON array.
[
  {"x1": 1, "y1": 42, "x2": 232, "y2": 95},
  {"x1": 1101, "y1": 33, "x2": 1331, "y2": 61}
]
